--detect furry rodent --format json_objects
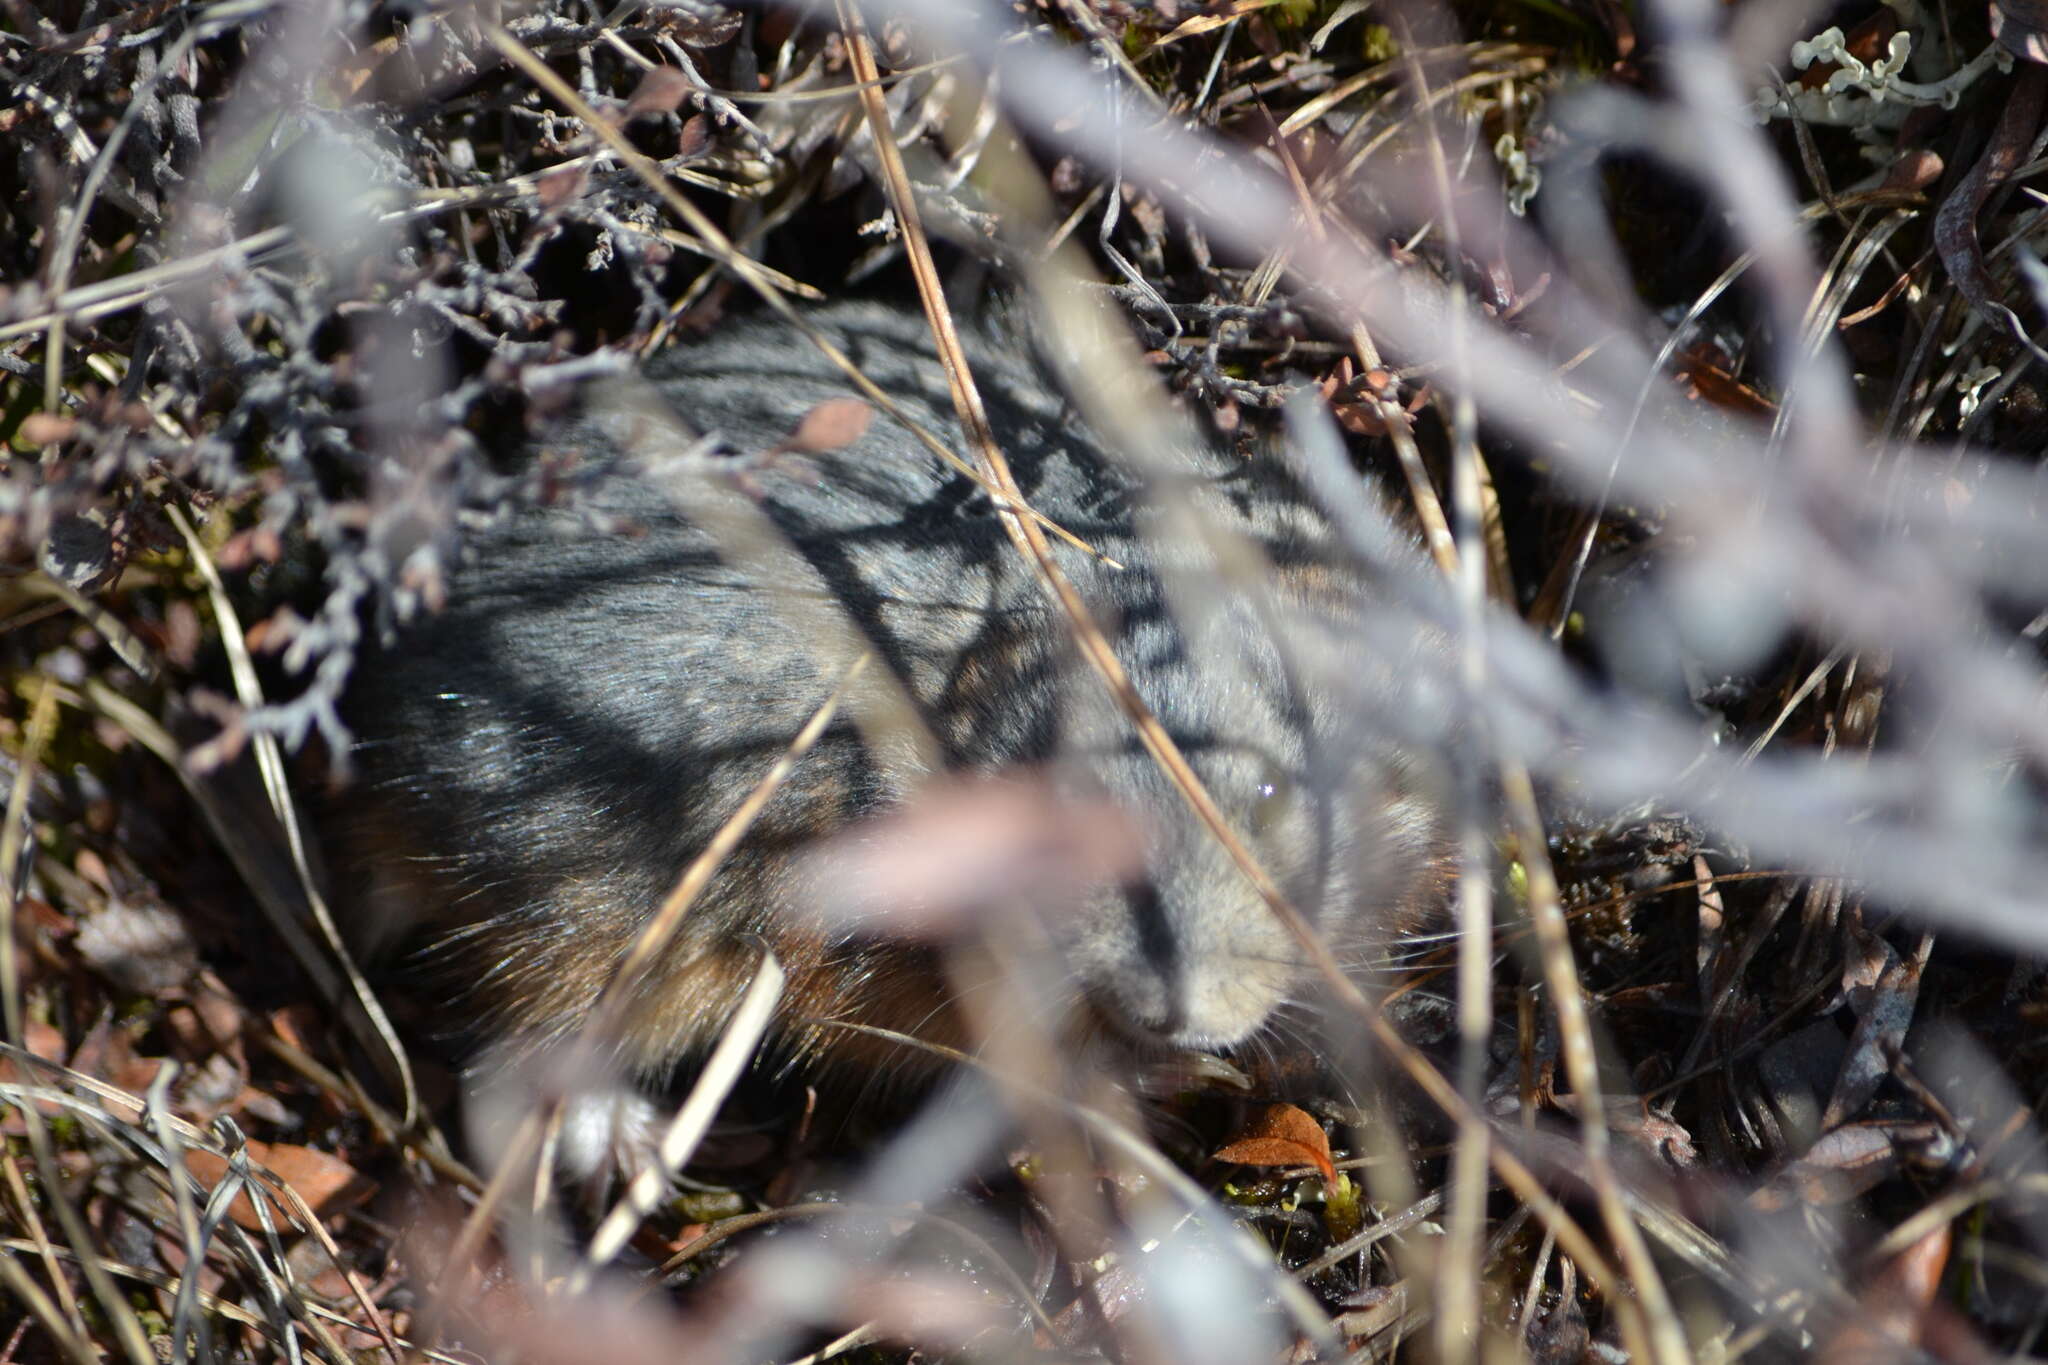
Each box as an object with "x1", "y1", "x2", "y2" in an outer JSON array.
[{"x1": 335, "y1": 298, "x2": 1447, "y2": 1124}]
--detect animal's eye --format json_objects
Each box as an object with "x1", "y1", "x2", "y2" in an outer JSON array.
[{"x1": 1250, "y1": 767, "x2": 1295, "y2": 834}]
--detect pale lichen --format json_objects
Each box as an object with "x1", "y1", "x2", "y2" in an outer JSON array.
[{"x1": 1753, "y1": 24, "x2": 2011, "y2": 133}]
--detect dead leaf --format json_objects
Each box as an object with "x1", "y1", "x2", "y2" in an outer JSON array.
[
  {"x1": 1214, "y1": 1102, "x2": 1337, "y2": 1184},
  {"x1": 623, "y1": 68, "x2": 693, "y2": 121},
  {"x1": 781, "y1": 397, "x2": 873, "y2": 455},
  {"x1": 23, "y1": 1018, "x2": 66, "y2": 1063},
  {"x1": 1673, "y1": 344, "x2": 1776, "y2": 416},
  {"x1": 1815, "y1": 1222, "x2": 1973, "y2": 1365},
  {"x1": 676, "y1": 113, "x2": 712, "y2": 161},
  {"x1": 184, "y1": 1140, "x2": 375, "y2": 1232}
]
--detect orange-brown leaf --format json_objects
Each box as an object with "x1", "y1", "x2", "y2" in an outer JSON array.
[
  {"x1": 1214, "y1": 1102, "x2": 1336, "y2": 1183},
  {"x1": 185, "y1": 1141, "x2": 374, "y2": 1231},
  {"x1": 622, "y1": 68, "x2": 693, "y2": 121},
  {"x1": 785, "y1": 397, "x2": 873, "y2": 454}
]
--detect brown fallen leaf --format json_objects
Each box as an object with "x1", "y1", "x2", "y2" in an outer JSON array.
[
  {"x1": 780, "y1": 396, "x2": 873, "y2": 455},
  {"x1": 183, "y1": 1140, "x2": 375, "y2": 1232},
  {"x1": 1814, "y1": 1222, "x2": 1990, "y2": 1365},
  {"x1": 1214, "y1": 1102, "x2": 1337, "y2": 1184},
  {"x1": 1672, "y1": 344, "x2": 1776, "y2": 416},
  {"x1": 622, "y1": 68, "x2": 693, "y2": 121}
]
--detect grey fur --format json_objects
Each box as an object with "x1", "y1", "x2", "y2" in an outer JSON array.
[{"x1": 336, "y1": 299, "x2": 1447, "y2": 1091}]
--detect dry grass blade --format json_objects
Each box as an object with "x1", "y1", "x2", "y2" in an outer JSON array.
[
  {"x1": 167, "y1": 502, "x2": 421, "y2": 1131},
  {"x1": 1501, "y1": 764, "x2": 1685, "y2": 1365},
  {"x1": 1394, "y1": 30, "x2": 1502, "y2": 1363},
  {"x1": 832, "y1": 10, "x2": 1228, "y2": 888}
]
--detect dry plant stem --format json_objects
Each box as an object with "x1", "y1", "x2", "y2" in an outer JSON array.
[
  {"x1": 1276, "y1": 42, "x2": 1536, "y2": 138},
  {"x1": 479, "y1": 20, "x2": 1114, "y2": 567},
  {"x1": 1245, "y1": 53, "x2": 1549, "y2": 309},
  {"x1": 1377, "y1": 399, "x2": 1458, "y2": 577},
  {"x1": 80, "y1": 673, "x2": 434, "y2": 1164},
  {"x1": 36, "y1": 8, "x2": 174, "y2": 414},
  {"x1": 1051, "y1": 0, "x2": 1161, "y2": 106},
  {"x1": 1292, "y1": 1190, "x2": 1444, "y2": 1281},
  {"x1": 572, "y1": 947, "x2": 786, "y2": 1291},
  {"x1": 1403, "y1": 29, "x2": 1491, "y2": 1359},
  {"x1": 0, "y1": 225, "x2": 295, "y2": 343},
  {"x1": 1515, "y1": 1224, "x2": 1559, "y2": 1337},
  {"x1": 1776, "y1": 208, "x2": 1921, "y2": 460},
  {"x1": 1500, "y1": 759, "x2": 1689, "y2": 1362},
  {"x1": 432, "y1": 652, "x2": 869, "y2": 1307},
  {"x1": 1744, "y1": 648, "x2": 1846, "y2": 763},
  {"x1": 167, "y1": 503, "x2": 421, "y2": 1130},
  {"x1": 781, "y1": 1323, "x2": 878, "y2": 1365},
  {"x1": 145, "y1": 1065, "x2": 212, "y2": 1365},
  {"x1": 837, "y1": 5, "x2": 1352, "y2": 1171},
  {"x1": 0, "y1": 171, "x2": 819, "y2": 348},
  {"x1": 26, "y1": 577, "x2": 159, "y2": 683}
]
